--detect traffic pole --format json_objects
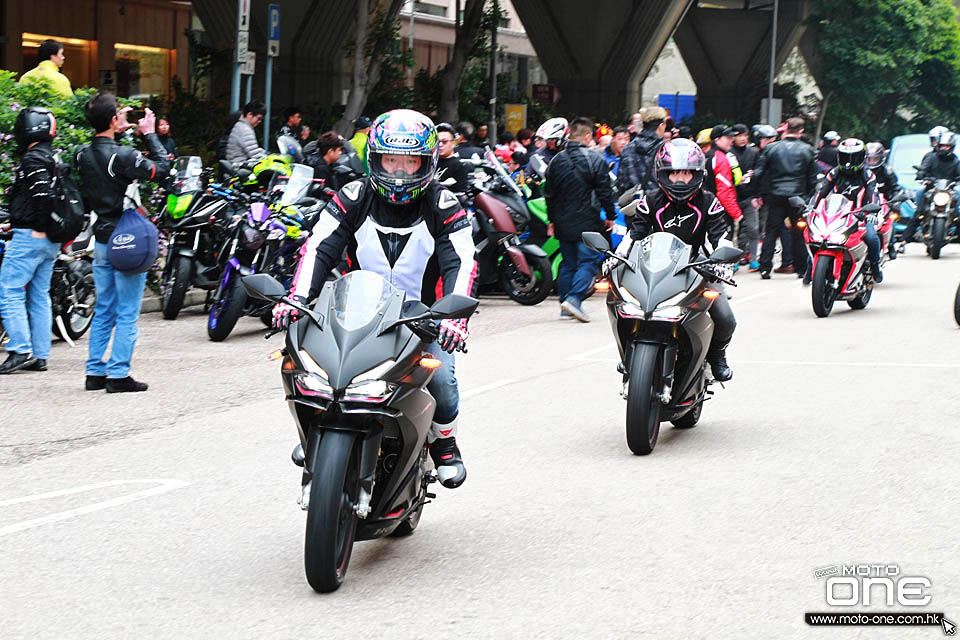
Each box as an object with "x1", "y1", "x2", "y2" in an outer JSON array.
[
  {"x1": 264, "y1": 57, "x2": 273, "y2": 148},
  {"x1": 231, "y1": 0, "x2": 244, "y2": 112}
]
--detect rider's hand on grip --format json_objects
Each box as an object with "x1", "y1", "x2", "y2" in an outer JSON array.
[
  {"x1": 272, "y1": 300, "x2": 302, "y2": 330},
  {"x1": 438, "y1": 318, "x2": 469, "y2": 354}
]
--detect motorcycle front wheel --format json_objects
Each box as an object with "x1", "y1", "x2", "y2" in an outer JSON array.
[
  {"x1": 498, "y1": 254, "x2": 554, "y2": 306},
  {"x1": 811, "y1": 256, "x2": 837, "y2": 318},
  {"x1": 207, "y1": 274, "x2": 247, "y2": 342},
  {"x1": 55, "y1": 260, "x2": 96, "y2": 341},
  {"x1": 161, "y1": 255, "x2": 192, "y2": 320},
  {"x1": 625, "y1": 343, "x2": 663, "y2": 455},
  {"x1": 931, "y1": 217, "x2": 946, "y2": 260},
  {"x1": 304, "y1": 430, "x2": 360, "y2": 593}
]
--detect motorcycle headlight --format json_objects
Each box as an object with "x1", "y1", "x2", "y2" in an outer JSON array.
[
  {"x1": 650, "y1": 305, "x2": 687, "y2": 321},
  {"x1": 829, "y1": 232, "x2": 849, "y2": 244},
  {"x1": 933, "y1": 191, "x2": 951, "y2": 207},
  {"x1": 295, "y1": 373, "x2": 333, "y2": 395},
  {"x1": 345, "y1": 360, "x2": 397, "y2": 401}
]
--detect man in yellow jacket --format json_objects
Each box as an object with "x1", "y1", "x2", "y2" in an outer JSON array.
[{"x1": 19, "y1": 39, "x2": 73, "y2": 97}]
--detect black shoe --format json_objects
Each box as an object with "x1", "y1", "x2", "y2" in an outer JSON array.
[
  {"x1": 760, "y1": 270, "x2": 771, "y2": 280},
  {"x1": 0, "y1": 353, "x2": 37, "y2": 375},
  {"x1": 23, "y1": 358, "x2": 47, "y2": 371},
  {"x1": 105, "y1": 376, "x2": 149, "y2": 393},
  {"x1": 291, "y1": 444, "x2": 305, "y2": 467},
  {"x1": 429, "y1": 436, "x2": 467, "y2": 488},
  {"x1": 85, "y1": 375, "x2": 107, "y2": 391},
  {"x1": 872, "y1": 262, "x2": 883, "y2": 284},
  {"x1": 706, "y1": 351, "x2": 733, "y2": 382},
  {"x1": 802, "y1": 271, "x2": 812, "y2": 286}
]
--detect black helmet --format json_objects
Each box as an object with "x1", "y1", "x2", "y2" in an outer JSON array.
[
  {"x1": 864, "y1": 142, "x2": 886, "y2": 170},
  {"x1": 936, "y1": 131, "x2": 956, "y2": 158},
  {"x1": 837, "y1": 138, "x2": 866, "y2": 174},
  {"x1": 14, "y1": 107, "x2": 57, "y2": 153}
]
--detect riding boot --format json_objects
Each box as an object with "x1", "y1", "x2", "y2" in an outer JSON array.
[{"x1": 705, "y1": 339, "x2": 733, "y2": 382}]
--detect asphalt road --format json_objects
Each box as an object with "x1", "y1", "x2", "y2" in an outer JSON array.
[{"x1": 1, "y1": 247, "x2": 959, "y2": 639}]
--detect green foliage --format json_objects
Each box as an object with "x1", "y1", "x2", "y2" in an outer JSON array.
[{"x1": 811, "y1": 0, "x2": 960, "y2": 140}]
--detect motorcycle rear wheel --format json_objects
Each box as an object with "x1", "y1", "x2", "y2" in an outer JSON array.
[
  {"x1": 498, "y1": 254, "x2": 554, "y2": 306},
  {"x1": 304, "y1": 430, "x2": 360, "y2": 593},
  {"x1": 625, "y1": 343, "x2": 662, "y2": 455},
  {"x1": 931, "y1": 217, "x2": 946, "y2": 260},
  {"x1": 56, "y1": 261, "x2": 96, "y2": 341},
  {"x1": 161, "y1": 255, "x2": 191, "y2": 320},
  {"x1": 811, "y1": 256, "x2": 837, "y2": 318}
]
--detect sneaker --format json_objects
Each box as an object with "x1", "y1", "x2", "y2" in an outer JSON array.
[
  {"x1": 747, "y1": 261, "x2": 761, "y2": 272},
  {"x1": 0, "y1": 352, "x2": 37, "y2": 375},
  {"x1": 560, "y1": 308, "x2": 572, "y2": 319},
  {"x1": 760, "y1": 270, "x2": 771, "y2": 280},
  {"x1": 85, "y1": 375, "x2": 107, "y2": 391},
  {"x1": 23, "y1": 359, "x2": 47, "y2": 371},
  {"x1": 774, "y1": 264, "x2": 795, "y2": 274},
  {"x1": 560, "y1": 298, "x2": 590, "y2": 323},
  {"x1": 105, "y1": 376, "x2": 149, "y2": 393},
  {"x1": 429, "y1": 436, "x2": 467, "y2": 488}
]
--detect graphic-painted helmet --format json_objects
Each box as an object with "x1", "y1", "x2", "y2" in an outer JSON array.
[
  {"x1": 837, "y1": 138, "x2": 866, "y2": 174},
  {"x1": 14, "y1": 107, "x2": 56, "y2": 153},
  {"x1": 929, "y1": 125, "x2": 948, "y2": 148},
  {"x1": 535, "y1": 117, "x2": 569, "y2": 144},
  {"x1": 654, "y1": 138, "x2": 706, "y2": 202},
  {"x1": 367, "y1": 109, "x2": 439, "y2": 204},
  {"x1": 936, "y1": 130, "x2": 956, "y2": 158},
  {"x1": 864, "y1": 142, "x2": 886, "y2": 170}
]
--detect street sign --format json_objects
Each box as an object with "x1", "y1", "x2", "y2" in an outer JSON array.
[
  {"x1": 239, "y1": 0, "x2": 250, "y2": 31},
  {"x1": 237, "y1": 30, "x2": 249, "y2": 64},
  {"x1": 532, "y1": 83, "x2": 560, "y2": 105},
  {"x1": 268, "y1": 4, "x2": 280, "y2": 57},
  {"x1": 242, "y1": 51, "x2": 256, "y2": 75}
]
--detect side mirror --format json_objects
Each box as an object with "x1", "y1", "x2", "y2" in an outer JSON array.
[
  {"x1": 218, "y1": 160, "x2": 235, "y2": 176},
  {"x1": 242, "y1": 274, "x2": 286, "y2": 302},
  {"x1": 710, "y1": 245, "x2": 745, "y2": 264},
  {"x1": 429, "y1": 294, "x2": 479, "y2": 320},
  {"x1": 788, "y1": 196, "x2": 806, "y2": 209},
  {"x1": 618, "y1": 186, "x2": 638, "y2": 208},
  {"x1": 582, "y1": 231, "x2": 611, "y2": 253},
  {"x1": 861, "y1": 203, "x2": 881, "y2": 214},
  {"x1": 890, "y1": 192, "x2": 908, "y2": 204}
]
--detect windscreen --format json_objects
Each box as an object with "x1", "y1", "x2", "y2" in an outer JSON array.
[
  {"x1": 272, "y1": 163, "x2": 313, "y2": 206},
  {"x1": 331, "y1": 271, "x2": 401, "y2": 331},
  {"x1": 638, "y1": 232, "x2": 689, "y2": 272},
  {"x1": 171, "y1": 156, "x2": 203, "y2": 194},
  {"x1": 824, "y1": 193, "x2": 851, "y2": 217}
]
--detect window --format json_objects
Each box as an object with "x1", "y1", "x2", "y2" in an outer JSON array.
[
  {"x1": 114, "y1": 43, "x2": 171, "y2": 100},
  {"x1": 414, "y1": 1, "x2": 447, "y2": 17},
  {"x1": 21, "y1": 32, "x2": 93, "y2": 88}
]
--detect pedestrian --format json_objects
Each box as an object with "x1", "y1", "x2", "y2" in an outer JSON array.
[
  {"x1": 603, "y1": 126, "x2": 630, "y2": 176},
  {"x1": 455, "y1": 122, "x2": 483, "y2": 160},
  {"x1": 0, "y1": 108, "x2": 62, "y2": 374},
  {"x1": 278, "y1": 106, "x2": 311, "y2": 143},
  {"x1": 627, "y1": 112, "x2": 643, "y2": 140},
  {"x1": 752, "y1": 124, "x2": 779, "y2": 259},
  {"x1": 517, "y1": 128, "x2": 536, "y2": 154},
  {"x1": 474, "y1": 123, "x2": 489, "y2": 147},
  {"x1": 225, "y1": 100, "x2": 266, "y2": 166},
  {"x1": 216, "y1": 110, "x2": 242, "y2": 163},
  {"x1": 156, "y1": 116, "x2": 177, "y2": 159},
  {"x1": 730, "y1": 123, "x2": 761, "y2": 270},
  {"x1": 617, "y1": 106, "x2": 667, "y2": 195},
  {"x1": 19, "y1": 39, "x2": 73, "y2": 97},
  {"x1": 76, "y1": 93, "x2": 172, "y2": 393},
  {"x1": 305, "y1": 131, "x2": 345, "y2": 190},
  {"x1": 435, "y1": 122, "x2": 469, "y2": 194},
  {"x1": 703, "y1": 125, "x2": 744, "y2": 235},
  {"x1": 347, "y1": 116, "x2": 372, "y2": 166},
  {"x1": 544, "y1": 116, "x2": 617, "y2": 322},
  {"x1": 753, "y1": 116, "x2": 818, "y2": 280}
]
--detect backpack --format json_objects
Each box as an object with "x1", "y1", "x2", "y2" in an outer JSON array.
[
  {"x1": 107, "y1": 208, "x2": 159, "y2": 274},
  {"x1": 47, "y1": 162, "x2": 87, "y2": 243}
]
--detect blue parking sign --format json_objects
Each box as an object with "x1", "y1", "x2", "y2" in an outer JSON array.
[{"x1": 268, "y1": 4, "x2": 280, "y2": 56}]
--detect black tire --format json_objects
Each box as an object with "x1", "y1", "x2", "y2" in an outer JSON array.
[
  {"x1": 625, "y1": 343, "x2": 662, "y2": 455},
  {"x1": 498, "y1": 254, "x2": 554, "y2": 306},
  {"x1": 671, "y1": 400, "x2": 702, "y2": 429},
  {"x1": 953, "y1": 283, "x2": 960, "y2": 327},
  {"x1": 847, "y1": 285, "x2": 872, "y2": 310},
  {"x1": 161, "y1": 255, "x2": 192, "y2": 320},
  {"x1": 811, "y1": 256, "x2": 837, "y2": 318},
  {"x1": 57, "y1": 260, "x2": 96, "y2": 341},
  {"x1": 207, "y1": 273, "x2": 247, "y2": 342},
  {"x1": 931, "y1": 217, "x2": 946, "y2": 260},
  {"x1": 304, "y1": 430, "x2": 359, "y2": 593}
]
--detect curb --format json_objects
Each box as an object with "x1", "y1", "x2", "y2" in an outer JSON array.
[{"x1": 141, "y1": 289, "x2": 208, "y2": 314}]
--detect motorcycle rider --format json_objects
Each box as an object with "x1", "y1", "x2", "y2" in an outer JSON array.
[
  {"x1": 613, "y1": 138, "x2": 737, "y2": 382},
  {"x1": 272, "y1": 109, "x2": 477, "y2": 489},
  {"x1": 813, "y1": 138, "x2": 883, "y2": 282},
  {"x1": 817, "y1": 130, "x2": 841, "y2": 173},
  {"x1": 902, "y1": 130, "x2": 960, "y2": 249}
]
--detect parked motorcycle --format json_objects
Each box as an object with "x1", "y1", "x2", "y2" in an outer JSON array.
[
  {"x1": 582, "y1": 231, "x2": 742, "y2": 455},
  {"x1": 241, "y1": 270, "x2": 478, "y2": 592},
  {"x1": 919, "y1": 178, "x2": 958, "y2": 259}
]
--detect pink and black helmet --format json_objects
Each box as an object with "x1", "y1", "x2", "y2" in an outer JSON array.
[{"x1": 654, "y1": 138, "x2": 706, "y2": 202}]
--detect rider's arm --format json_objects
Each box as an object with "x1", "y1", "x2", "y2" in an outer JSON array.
[
  {"x1": 115, "y1": 135, "x2": 172, "y2": 183},
  {"x1": 627, "y1": 193, "x2": 654, "y2": 240},
  {"x1": 433, "y1": 190, "x2": 478, "y2": 298},
  {"x1": 290, "y1": 193, "x2": 355, "y2": 301},
  {"x1": 704, "y1": 194, "x2": 732, "y2": 249},
  {"x1": 815, "y1": 167, "x2": 837, "y2": 204}
]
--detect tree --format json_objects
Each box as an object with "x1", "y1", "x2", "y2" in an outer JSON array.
[
  {"x1": 336, "y1": 0, "x2": 406, "y2": 136},
  {"x1": 436, "y1": 0, "x2": 487, "y2": 123},
  {"x1": 810, "y1": 0, "x2": 960, "y2": 140}
]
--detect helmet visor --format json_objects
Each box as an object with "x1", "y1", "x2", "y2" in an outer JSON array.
[{"x1": 368, "y1": 151, "x2": 434, "y2": 188}]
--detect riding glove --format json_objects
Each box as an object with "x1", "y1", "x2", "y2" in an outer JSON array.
[{"x1": 438, "y1": 318, "x2": 469, "y2": 353}]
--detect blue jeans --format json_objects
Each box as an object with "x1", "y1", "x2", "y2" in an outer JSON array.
[
  {"x1": 558, "y1": 240, "x2": 603, "y2": 303},
  {"x1": 864, "y1": 222, "x2": 881, "y2": 265},
  {"x1": 86, "y1": 242, "x2": 147, "y2": 378},
  {"x1": 425, "y1": 343, "x2": 459, "y2": 425},
  {"x1": 0, "y1": 229, "x2": 60, "y2": 358}
]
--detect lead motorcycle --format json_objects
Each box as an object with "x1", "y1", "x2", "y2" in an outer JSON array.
[
  {"x1": 583, "y1": 231, "x2": 742, "y2": 455},
  {"x1": 241, "y1": 270, "x2": 477, "y2": 593}
]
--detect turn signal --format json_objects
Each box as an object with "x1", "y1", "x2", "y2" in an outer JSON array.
[
  {"x1": 268, "y1": 349, "x2": 284, "y2": 361},
  {"x1": 594, "y1": 279, "x2": 611, "y2": 291},
  {"x1": 796, "y1": 219, "x2": 807, "y2": 229},
  {"x1": 703, "y1": 290, "x2": 720, "y2": 300},
  {"x1": 281, "y1": 357, "x2": 297, "y2": 371},
  {"x1": 419, "y1": 356, "x2": 443, "y2": 370},
  {"x1": 891, "y1": 213, "x2": 899, "y2": 221}
]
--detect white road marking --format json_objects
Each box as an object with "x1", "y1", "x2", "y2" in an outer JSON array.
[
  {"x1": 728, "y1": 291, "x2": 771, "y2": 306},
  {"x1": 0, "y1": 479, "x2": 190, "y2": 537},
  {"x1": 462, "y1": 379, "x2": 518, "y2": 399},
  {"x1": 737, "y1": 359, "x2": 960, "y2": 369},
  {"x1": 567, "y1": 344, "x2": 615, "y2": 361}
]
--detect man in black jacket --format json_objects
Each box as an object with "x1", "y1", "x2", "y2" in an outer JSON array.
[
  {"x1": 0, "y1": 108, "x2": 63, "y2": 374},
  {"x1": 753, "y1": 117, "x2": 818, "y2": 279},
  {"x1": 545, "y1": 116, "x2": 616, "y2": 322},
  {"x1": 305, "y1": 131, "x2": 345, "y2": 190},
  {"x1": 617, "y1": 106, "x2": 667, "y2": 195},
  {"x1": 76, "y1": 93, "x2": 171, "y2": 393}
]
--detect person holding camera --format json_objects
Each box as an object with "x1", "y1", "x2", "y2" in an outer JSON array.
[
  {"x1": 76, "y1": 93, "x2": 171, "y2": 393},
  {"x1": 0, "y1": 108, "x2": 62, "y2": 375}
]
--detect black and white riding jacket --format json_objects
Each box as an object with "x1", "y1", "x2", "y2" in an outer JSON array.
[
  {"x1": 291, "y1": 178, "x2": 477, "y2": 304},
  {"x1": 627, "y1": 188, "x2": 732, "y2": 255}
]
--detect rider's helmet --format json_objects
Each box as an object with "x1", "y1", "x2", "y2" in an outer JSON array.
[
  {"x1": 14, "y1": 107, "x2": 56, "y2": 153},
  {"x1": 535, "y1": 117, "x2": 569, "y2": 146},
  {"x1": 367, "y1": 109, "x2": 439, "y2": 205},
  {"x1": 654, "y1": 138, "x2": 706, "y2": 202},
  {"x1": 929, "y1": 125, "x2": 949, "y2": 148},
  {"x1": 936, "y1": 130, "x2": 956, "y2": 159},
  {"x1": 823, "y1": 130, "x2": 841, "y2": 144},
  {"x1": 864, "y1": 142, "x2": 886, "y2": 170},
  {"x1": 837, "y1": 138, "x2": 866, "y2": 174}
]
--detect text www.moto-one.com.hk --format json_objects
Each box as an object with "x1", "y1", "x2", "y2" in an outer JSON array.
[{"x1": 805, "y1": 611, "x2": 945, "y2": 627}]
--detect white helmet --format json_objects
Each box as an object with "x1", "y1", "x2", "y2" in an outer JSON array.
[
  {"x1": 535, "y1": 117, "x2": 569, "y2": 144},
  {"x1": 929, "y1": 125, "x2": 948, "y2": 147}
]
